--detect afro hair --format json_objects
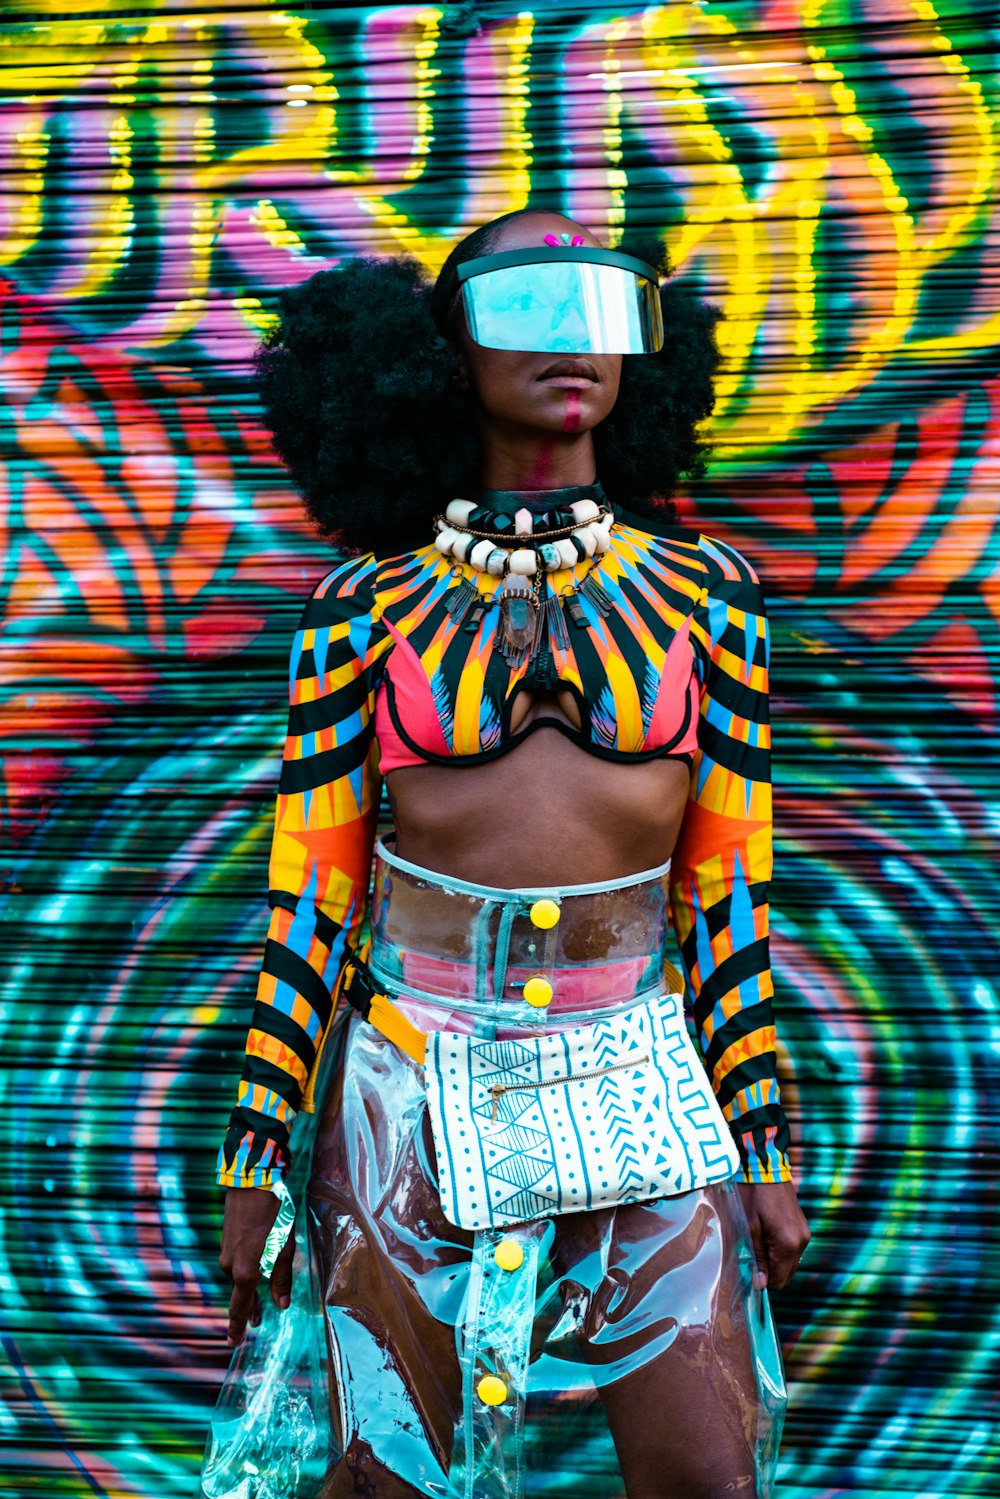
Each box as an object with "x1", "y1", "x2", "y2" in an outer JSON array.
[{"x1": 254, "y1": 212, "x2": 721, "y2": 553}]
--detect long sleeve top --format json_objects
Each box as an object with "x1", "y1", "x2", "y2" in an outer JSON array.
[{"x1": 216, "y1": 524, "x2": 792, "y2": 1190}]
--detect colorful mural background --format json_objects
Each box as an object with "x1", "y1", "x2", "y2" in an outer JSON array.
[{"x1": 1, "y1": 1, "x2": 998, "y2": 1494}]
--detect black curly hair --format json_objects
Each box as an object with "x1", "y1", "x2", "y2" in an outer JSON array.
[{"x1": 254, "y1": 210, "x2": 721, "y2": 553}]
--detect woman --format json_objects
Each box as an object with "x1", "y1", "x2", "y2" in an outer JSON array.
[{"x1": 212, "y1": 208, "x2": 810, "y2": 1499}]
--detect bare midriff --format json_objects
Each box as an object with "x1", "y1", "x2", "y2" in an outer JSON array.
[{"x1": 387, "y1": 693, "x2": 691, "y2": 888}]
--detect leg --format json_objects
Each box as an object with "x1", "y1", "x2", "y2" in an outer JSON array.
[
  {"x1": 321, "y1": 1438, "x2": 439, "y2": 1499},
  {"x1": 599, "y1": 1321, "x2": 758, "y2": 1499},
  {"x1": 577, "y1": 1186, "x2": 763, "y2": 1499},
  {"x1": 311, "y1": 1193, "x2": 464, "y2": 1499},
  {"x1": 308, "y1": 1025, "x2": 470, "y2": 1498}
]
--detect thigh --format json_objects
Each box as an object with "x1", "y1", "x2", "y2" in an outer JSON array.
[
  {"x1": 308, "y1": 1022, "x2": 470, "y2": 1495},
  {"x1": 319, "y1": 1439, "x2": 444, "y2": 1499},
  {"x1": 581, "y1": 1185, "x2": 761, "y2": 1499}
]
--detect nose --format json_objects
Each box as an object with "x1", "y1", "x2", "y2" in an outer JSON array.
[{"x1": 547, "y1": 297, "x2": 591, "y2": 354}]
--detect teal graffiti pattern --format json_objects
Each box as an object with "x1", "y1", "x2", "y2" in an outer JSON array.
[{"x1": 1, "y1": 3, "x2": 999, "y2": 1495}]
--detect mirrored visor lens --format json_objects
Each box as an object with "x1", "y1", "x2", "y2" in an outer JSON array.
[{"x1": 461, "y1": 261, "x2": 663, "y2": 354}]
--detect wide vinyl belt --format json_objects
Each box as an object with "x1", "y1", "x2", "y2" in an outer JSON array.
[{"x1": 338, "y1": 952, "x2": 686, "y2": 1063}]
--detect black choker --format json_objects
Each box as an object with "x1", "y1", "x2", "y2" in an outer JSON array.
[{"x1": 470, "y1": 482, "x2": 607, "y2": 521}]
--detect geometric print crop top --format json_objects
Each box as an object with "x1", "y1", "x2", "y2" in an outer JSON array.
[
  {"x1": 216, "y1": 517, "x2": 793, "y2": 1192},
  {"x1": 371, "y1": 540, "x2": 702, "y2": 771}
]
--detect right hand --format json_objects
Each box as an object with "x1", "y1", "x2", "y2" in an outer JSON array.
[{"x1": 219, "y1": 1186, "x2": 295, "y2": 1346}]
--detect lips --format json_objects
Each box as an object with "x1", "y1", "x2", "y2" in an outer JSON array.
[{"x1": 537, "y1": 358, "x2": 598, "y2": 382}]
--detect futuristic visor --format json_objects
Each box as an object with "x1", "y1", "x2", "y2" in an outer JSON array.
[{"x1": 456, "y1": 247, "x2": 664, "y2": 355}]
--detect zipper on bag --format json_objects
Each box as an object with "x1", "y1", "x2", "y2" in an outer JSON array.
[{"x1": 489, "y1": 1055, "x2": 650, "y2": 1123}]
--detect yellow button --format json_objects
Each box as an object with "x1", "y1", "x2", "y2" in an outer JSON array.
[
  {"x1": 477, "y1": 1375, "x2": 508, "y2": 1406},
  {"x1": 523, "y1": 977, "x2": 553, "y2": 1009},
  {"x1": 494, "y1": 1238, "x2": 524, "y2": 1272},
  {"x1": 529, "y1": 899, "x2": 561, "y2": 930}
]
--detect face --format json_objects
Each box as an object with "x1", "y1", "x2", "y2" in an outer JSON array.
[{"x1": 453, "y1": 213, "x2": 623, "y2": 446}]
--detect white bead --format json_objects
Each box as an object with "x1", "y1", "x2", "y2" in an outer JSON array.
[
  {"x1": 555, "y1": 539, "x2": 579, "y2": 569},
  {"x1": 434, "y1": 527, "x2": 459, "y2": 554},
  {"x1": 570, "y1": 499, "x2": 600, "y2": 523},
  {"x1": 574, "y1": 527, "x2": 598, "y2": 557},
  {"x1": 452, "y1": 533, "x2": 472, "y2": 563},
  {"x1": 469, "y1": 539, "x2": 495, "y2": 570},
  {"x1": 513, "y1": 508, "x2": 533, "y2": 537},
  {"x1": 486, "y1": 549, "x2": 507, "y2": 576},
  {"x1": 509, "y1": 549, "x2": 538, "y2": 576},
  {"x1": 446, "y1": 498, "x2": 476, "y2": 524},
  {"x1": 592, "y1": 521, "x2": 612, "y2": 553}
]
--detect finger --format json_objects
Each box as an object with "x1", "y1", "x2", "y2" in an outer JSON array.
[
  {"x1": 227, "y1": 1273, "x2": 260, "y2": 1347},
  {"x1": 269, "y1": 1228, "x2": 295, "y2": 1310},
  {"x1": 766, "y1": 1235, "x2": 804, "y2": 1292},
  {"x1": 748, "y1": 1211, "x2": 768, "y2": 1290}
]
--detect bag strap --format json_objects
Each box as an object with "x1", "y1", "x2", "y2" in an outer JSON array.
[
  {"x1": 341, "y1": 951, "x2": 428, "y2": 1066},
  {"x1": 664, "y1": 959, "x2": 684, "y2": 995}
]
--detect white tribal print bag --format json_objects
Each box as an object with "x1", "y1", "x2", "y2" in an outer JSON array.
[{"x1": 423, "y1": 989, "x2": 741, "y2": 1232}]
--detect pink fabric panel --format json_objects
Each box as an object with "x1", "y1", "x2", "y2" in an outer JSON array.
[
  {"x1": 373, "y1": 621, "x2": 449, "y2": 772},
  {"x1": 392, "y1": 951, "x2": 654, "y2": 1038},
  {"x1": 645, "y1": 619, "x2": 700, "y2": 755}
]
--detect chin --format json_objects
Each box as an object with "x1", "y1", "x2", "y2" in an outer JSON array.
[{"x1": 528, "y1": 390, "x2": 612, "y2": 432}]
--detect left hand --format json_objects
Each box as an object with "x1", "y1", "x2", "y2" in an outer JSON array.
[{"x1": 737, "y1": 1179, "x2": 810, "y2": 1291}]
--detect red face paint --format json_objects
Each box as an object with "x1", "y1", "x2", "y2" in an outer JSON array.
[
  {"x1": 526, "y1": 440, "x2": 555, "y2": 486},
  {"x1": 563, "y1": 389, "x2": 581, "y2": 432}
]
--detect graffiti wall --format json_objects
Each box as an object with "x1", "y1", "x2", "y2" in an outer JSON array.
[{"x1": 1, "y1": 1, "x2": 998, "y2": 1494}]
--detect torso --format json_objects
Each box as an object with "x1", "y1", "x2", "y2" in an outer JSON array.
[
  {"x1": 366, "y1": 520, "x2": 709, "y2": 887},
  {"x1": 388, "y1": 727, "x2": 692, "y2": 888}
]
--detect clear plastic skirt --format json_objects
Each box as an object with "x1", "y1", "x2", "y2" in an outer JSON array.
[{"x1": 202, "y1": 844, "x2": 786, "y2": 1499}]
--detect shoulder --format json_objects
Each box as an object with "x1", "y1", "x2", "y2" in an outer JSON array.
[
  {"x1": 610, "y1": 508, "x2": 702, "y2": 581},
  {"x1": 694, "y1": 533, "x2": 764, "y2": 594},
  {"x1": 611, "y1": 508, "x2": 764, "y2": 601},
  {"x1": 312, "y1": 551, "x2": 378, "y2": 600},
  {"x1": 617, "y1": 525, "x2": 769, "y2": 660},
  {"x1": 297, "y1": 553, "x2": 380, "y2": 630},
  {"x1": 693, "y1": 537, "x2": 768, "y2": 662},
  {"x1": 301, "y1": 543, "x2": 439, "y2": 627},
  {"x1": 692, "y1": 536, "x2": 769, "y2": 665},
  {"x1": 612, "y1": 504, "x2": 692, "y2": 549}
]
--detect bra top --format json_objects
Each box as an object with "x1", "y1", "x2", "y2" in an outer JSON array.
[
  {"x1": 366, "y1": 520, "x2": 727, "y2": 776},
  {"x1": 373, "y1": 608, "x2": 699, "y2": 772}
]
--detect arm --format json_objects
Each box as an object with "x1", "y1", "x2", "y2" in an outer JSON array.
[
  {"x1": 217, "y1": 554, "x2": 387, "y2": 1190},
  {"x1": 217, "y1": 554, "x2": 388, "y2": 1340},
  {"x1": 669, "y1": 535, "x2": 791, "y2": 1186}
]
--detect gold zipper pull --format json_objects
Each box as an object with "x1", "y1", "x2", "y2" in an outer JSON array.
[{"x1": 491, "y1": 1084, "x2": 505, "y2": 1123}]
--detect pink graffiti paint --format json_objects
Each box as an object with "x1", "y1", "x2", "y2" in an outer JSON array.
[{"x1": 563, "y1": 389, "x2": 581, "y2": 431}]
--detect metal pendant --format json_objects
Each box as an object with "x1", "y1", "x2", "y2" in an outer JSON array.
[
  {"x1": 546, "y1": 593, "x2": 571, "y2": 655},
  {"x1": 565, "y1": 592, "x2": 588, "y2": 629},
  {"x1": 444, "y1": 571, "x2": 479, "y2": 629},
  {"x1": 580, "y1": 572, "x2": 613, "y2": 617},
  {"x1": 463, "y1": 599, "x2": 487, "y2": 634}
]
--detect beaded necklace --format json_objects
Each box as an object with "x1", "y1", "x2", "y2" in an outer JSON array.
[{"x1": 432, "y1": 483, "x2": 614, "y2": 667}]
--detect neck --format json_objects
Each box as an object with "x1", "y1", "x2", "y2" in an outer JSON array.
[{"x1": 476, "y1": 426, "x2": 598, "y2": 492}]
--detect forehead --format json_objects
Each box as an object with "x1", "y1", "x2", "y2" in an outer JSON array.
[{"x1": 488, "y1": 214, "x2": 603, "y2": 252}]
